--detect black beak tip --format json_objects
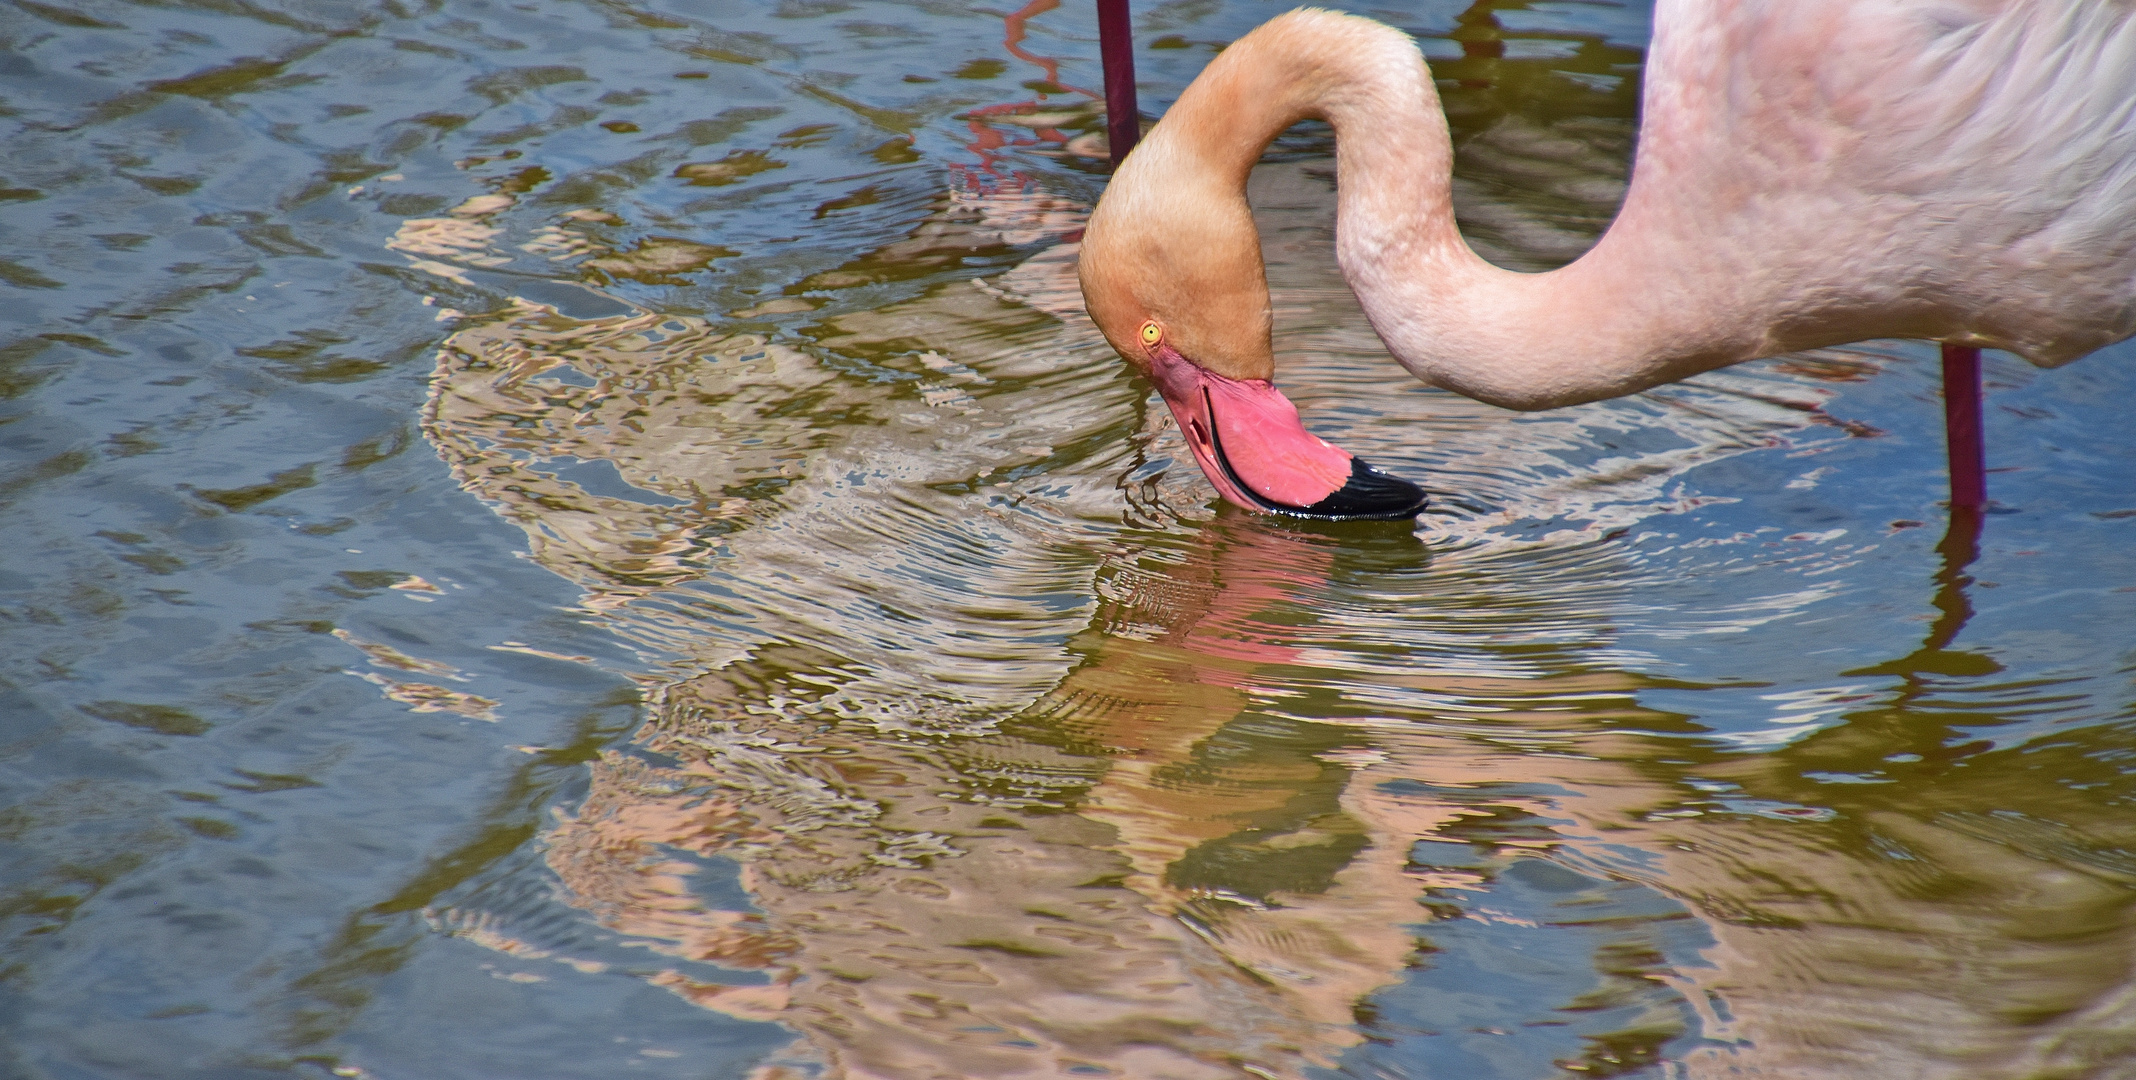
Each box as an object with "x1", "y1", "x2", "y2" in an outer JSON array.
[{"x1": 1288, "y1": 457, "x2": 1428, "y2": 521}]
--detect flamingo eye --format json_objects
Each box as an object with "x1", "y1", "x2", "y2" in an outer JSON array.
[{"x1": 1140, "y1": 321, "x2": 1162, "y2": 347}]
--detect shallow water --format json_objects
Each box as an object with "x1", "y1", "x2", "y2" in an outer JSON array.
[{"x1": 4, "y1": 0, "x2": 2135, "y2": 1078}]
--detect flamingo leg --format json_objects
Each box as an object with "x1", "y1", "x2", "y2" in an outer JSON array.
[
  {"x1": 1940, "y1": 343, "x2": 1987, "y2": 511},
  {"x1": 1097, "y1": 0, "x2": 1139, "y2": 165}
]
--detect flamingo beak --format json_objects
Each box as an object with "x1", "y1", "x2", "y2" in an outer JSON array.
[{"x1": 1143, "y1": 345, "x2": 1426, "y2": 521}]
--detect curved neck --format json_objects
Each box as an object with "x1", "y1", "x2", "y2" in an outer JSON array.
[{"x1": 1106, "y1": 11, "x2": 1770, "y2": 410}]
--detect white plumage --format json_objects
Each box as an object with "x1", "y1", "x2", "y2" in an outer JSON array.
[{"x1": 1080, "y1": 3, "x2": 2136, "y2": 414}]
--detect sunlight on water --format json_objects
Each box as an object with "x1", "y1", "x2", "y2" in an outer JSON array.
[{"x1": 4, "y1": 0, "x2": 2135, "y2": 1078}]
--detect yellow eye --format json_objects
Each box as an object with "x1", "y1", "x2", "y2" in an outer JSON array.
[{"x1": 1140, "y1": 321, "x2": 1162, "y2": 346}]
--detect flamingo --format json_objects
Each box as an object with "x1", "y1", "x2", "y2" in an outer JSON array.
[{"x1": 1078, "y1": 3, "x2": 2136, "y2": 521}]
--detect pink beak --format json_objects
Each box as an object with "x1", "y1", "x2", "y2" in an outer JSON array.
[{"x1": 1143, "y1": 344, "x2": 1426, "y2": 521}]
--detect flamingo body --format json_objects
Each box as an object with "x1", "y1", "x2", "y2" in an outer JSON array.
[{"x1": 1078, "y1": 2, "x2": 2136, "y2": 515}]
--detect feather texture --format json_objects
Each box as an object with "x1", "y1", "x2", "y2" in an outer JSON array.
[{"x1": 1079, "y1": 3, "x2": 2136, "y2": 412}]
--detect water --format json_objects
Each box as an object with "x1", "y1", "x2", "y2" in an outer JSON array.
[{"x1": 4, "y1": 0, "x2": 2135, "y2": 1077}]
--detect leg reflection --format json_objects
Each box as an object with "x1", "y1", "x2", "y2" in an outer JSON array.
[{"x1": 1848, "y1": 504, "x2": 2000, "y2": 680}]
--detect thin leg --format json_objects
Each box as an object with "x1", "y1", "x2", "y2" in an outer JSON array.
[
  {"x1": 1940, "y1": 343, "x2": 1986, "y2": 510},
  {"x1": 1097, "y1": 0, "x2": 1139, "y2": 165}
]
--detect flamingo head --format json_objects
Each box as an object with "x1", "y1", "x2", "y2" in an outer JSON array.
[{"x1": 1077, "y1": 142, "x2": 1426, "y2": 522}]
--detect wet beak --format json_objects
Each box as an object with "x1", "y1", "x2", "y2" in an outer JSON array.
[{"x1": 1144, "y1": 347, "x2": 1426, "y2": 521}]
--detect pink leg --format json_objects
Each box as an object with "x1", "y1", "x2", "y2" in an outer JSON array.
[
  {"x1": 1097, "y1": 0, "x2": 1139, "y2": 166},
  {"x1": 1940, "y1": 343, "x2": 1986, "y2": 510}
]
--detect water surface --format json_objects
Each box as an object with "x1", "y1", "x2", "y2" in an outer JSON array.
[{"x1": 5, "y1": 1, "x2": 2136, "y2": 1078}]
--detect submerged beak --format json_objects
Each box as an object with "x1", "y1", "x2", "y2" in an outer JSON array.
[{"x1": 1144, "y1": 345, "x2": 1426, "y2": 521}]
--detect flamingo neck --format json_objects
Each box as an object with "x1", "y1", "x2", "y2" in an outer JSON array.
[{"x1": 1114, "y1": 11, "x2": 1770, "y2": 410}]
